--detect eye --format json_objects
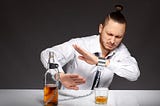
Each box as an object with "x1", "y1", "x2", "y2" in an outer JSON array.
[
  {"x1": 115, "y1": 35, "x2": 122, "y2": 39},
  {"x1": 107, "y1": 32, "x2": 113, "y2": 36}
]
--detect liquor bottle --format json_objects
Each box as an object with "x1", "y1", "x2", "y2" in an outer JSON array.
[{"x1": 44, "y1": 52, "x2": 59, "y2": 105}]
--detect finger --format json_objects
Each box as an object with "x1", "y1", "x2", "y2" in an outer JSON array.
[
  {"x1": 72, "y1": 78, "x2": 86, "y2": 85},
  {"x1": 71, "y1": 76, "x2": 85, "y2": 81},
  {"x1": 68, "y1": 85, "x2": 79, "y2": 90},
  {"x1": 69, "y1": 74, "x2": 79, "y2": 78},
  {"x1": 78, "y1": 56, "x2": 85, "y2": 60},
  {"x1": 69, "y1": 74, "x2": 86, "y2": 82},
  {"x1": 73, "y1": 44, "x2": 86, "y2": 55},
  {"x1": 74, "y1": 80, "x2": 86, "y2": 85},
  {"x1": 69, "y1": 86, "x2": 79, "y2": 90},
  {"x1": 76, "y1": 78, "x2": 86, "y2": 82}
]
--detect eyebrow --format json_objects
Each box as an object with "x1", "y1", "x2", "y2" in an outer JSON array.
[{"x1": 107, "y1": 32, "x2": 121, "y2": 37}]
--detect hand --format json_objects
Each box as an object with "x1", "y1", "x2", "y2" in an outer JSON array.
[
  {"x1": 73, "y1": 44, "x2": 98, "y2": 65},
  {"x1": 59, "y1": 73, "x2": 86, "y2": 90},
  {"x1": 105, "y1": 59, "x2": 110, "y2": 66}
]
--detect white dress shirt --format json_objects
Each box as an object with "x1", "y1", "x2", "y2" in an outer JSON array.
[{"x1": 40, "y1": 35, "x2": 140, "y2": 90}]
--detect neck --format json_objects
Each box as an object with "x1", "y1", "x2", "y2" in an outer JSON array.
[{"x1": 100, "y1": 46, "x2": 110, "y2": 58}]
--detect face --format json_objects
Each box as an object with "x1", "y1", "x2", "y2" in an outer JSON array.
[{"x1": 99, "y1": 19, "x2": 126, "y2": 54}]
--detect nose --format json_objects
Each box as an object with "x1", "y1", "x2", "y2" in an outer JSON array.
[{"x1": 111, "y1": 36, "x2": 115, "y2": 44}]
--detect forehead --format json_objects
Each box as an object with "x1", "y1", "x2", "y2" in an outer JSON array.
[{"x1": 103, "y1": 19, "x2": 126, "y2": 36}]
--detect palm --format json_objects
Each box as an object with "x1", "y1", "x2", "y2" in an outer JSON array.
[
  {"x1": 60, "y1": 73, "x2": 85, "y2": 90},
  {"x1": 73, "y1": 44, "x2": 98, "y2": 65}
]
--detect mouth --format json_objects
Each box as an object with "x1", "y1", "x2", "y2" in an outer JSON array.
[
  {"x1": 105, "y1": 43, "x2": 115, "y2": 49},
  {"x1": 106, "y1": 43, "x2": 113, "y2": 47}
]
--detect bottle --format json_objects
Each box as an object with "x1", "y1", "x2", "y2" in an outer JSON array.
[{"x1": 44, "y1": 52, "x2": 59, "y2": 105}]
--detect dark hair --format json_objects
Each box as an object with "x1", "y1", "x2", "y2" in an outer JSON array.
[{"x1": 103, "y1": 4, "x2": 127, "y2": 25}]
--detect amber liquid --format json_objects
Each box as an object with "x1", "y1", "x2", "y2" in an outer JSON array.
[
  {"x1": 44, "y1": 84, "x2": 58, "y2": 105},
  {"x1": 95, "y1": 96, "x2": 108, "y2": 104}
]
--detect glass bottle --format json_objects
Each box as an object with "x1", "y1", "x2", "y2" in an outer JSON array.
[{"x1": 44, "y1": 52, "x2": 59, "y2": 105}]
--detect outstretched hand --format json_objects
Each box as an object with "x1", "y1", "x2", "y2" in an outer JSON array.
[
  {"x1": 59, "y1": 73, "x2": 86, "y2": 90},
  {"x1": 73, "y1": 44, "x2": 98, "y2": 65}
]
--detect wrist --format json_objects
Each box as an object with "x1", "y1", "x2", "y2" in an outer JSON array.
[{"x1": 55, "y1": 72, "x2": 64, "y2": 81}]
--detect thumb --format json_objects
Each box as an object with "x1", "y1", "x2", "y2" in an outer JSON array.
[{"x1": 78, "y1": 56, "x2": 85, "y2": 61}]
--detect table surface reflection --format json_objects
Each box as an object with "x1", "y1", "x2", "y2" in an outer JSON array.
[{"x1": 0, "y1": 89, "x2": 160, "y2": 106}]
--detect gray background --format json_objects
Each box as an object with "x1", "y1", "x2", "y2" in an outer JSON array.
[{"x1": 0, "y1": 0, "x2": 160, "y2": 89}]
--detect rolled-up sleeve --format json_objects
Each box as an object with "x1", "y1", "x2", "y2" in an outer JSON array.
[
  {"x1": 107, "y1": 44, "x2": 140, "y2": 81},
  {"x1": 40, "y1": 39, "x2": 76, "y2": 73},
  {"x1": 108, "y1": 56, "x2": 140, "y2": 81}
]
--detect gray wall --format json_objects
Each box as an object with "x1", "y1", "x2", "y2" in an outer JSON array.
[{"x1": 1, "y1": 0, "x2": 160, "y2": 89}]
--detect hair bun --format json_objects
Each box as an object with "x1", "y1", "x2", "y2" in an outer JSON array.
[{"x1": 115, "y1": 4, "x2": 123, "y2": 12}]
